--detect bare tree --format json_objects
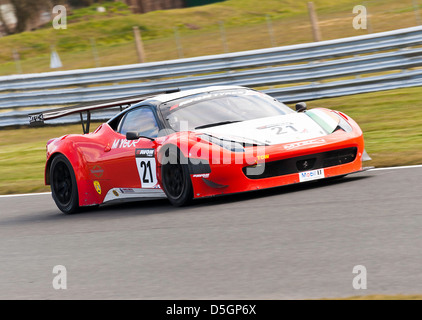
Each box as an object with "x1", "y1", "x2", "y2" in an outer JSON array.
[
  {"x1": 0, "y1": 0, "x2": 14, "y2": 34},
  {"x1": 10, "y1": 0, "x2": 51, "y2": 32},
  {"x1": 0, "y1": 0, "x2": 66, "y2": 34}
]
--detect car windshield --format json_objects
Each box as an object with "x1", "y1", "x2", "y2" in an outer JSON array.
[{"x1": 159, "y1": 89, "x2": 294, "y2": 131}]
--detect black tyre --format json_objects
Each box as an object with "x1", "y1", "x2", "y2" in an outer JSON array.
[
  {"x1": 161, "y1": 148, "x2": 193, "y2": 207},
  {"x1": 50, "y1": 154, "x2": 79, "y2": 214}
]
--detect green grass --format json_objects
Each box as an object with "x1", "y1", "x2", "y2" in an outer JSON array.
[
  {"x1": 66, "y1": 0, "x2": 131, "y2": 23},
  {"x1": 0, "y1": 0, "x2": 420, "y2": 74},
  {"x1": 0, "y1": 86, "x2": 421, "y2": 195}
]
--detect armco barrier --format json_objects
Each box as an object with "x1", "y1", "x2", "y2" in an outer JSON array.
[{"x1": 1, "y1": 26, "x2": 422, "y2": 127}]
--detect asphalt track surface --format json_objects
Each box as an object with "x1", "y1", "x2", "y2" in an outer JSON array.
[{"x1": 0, "y1": 166, "x2": 421, "y2": 299}]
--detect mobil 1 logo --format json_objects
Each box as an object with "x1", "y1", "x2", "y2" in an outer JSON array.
[{"x1": 136, "y1": 148, "x2": 157, "y2": 188}]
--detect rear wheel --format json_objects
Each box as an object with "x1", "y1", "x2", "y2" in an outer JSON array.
[
  {"x1": 161, "y1": 148, "x2": 193, "y2": 207},
  {"x1": 50, "y1": 154, "x2": 79, "y2": 214}
]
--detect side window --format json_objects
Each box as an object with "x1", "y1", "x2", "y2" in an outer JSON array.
[{"x1": 119, "y1": 108, "x2": 159, "y2": 137}]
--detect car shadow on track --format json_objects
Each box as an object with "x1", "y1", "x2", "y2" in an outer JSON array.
[
  {"x1": 193, "y1": 175, "x2": 372, "y2": 207},
  {"x1": 92, "y1": 174, "x2": 372, "y2": 214},
  {"x1": 1, "y1": 174, "x2": 372, "y2": 226}
]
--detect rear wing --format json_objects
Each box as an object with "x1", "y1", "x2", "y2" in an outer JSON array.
[{"x1": 28, "y1": 89, "x2": 179, "y2": 133}]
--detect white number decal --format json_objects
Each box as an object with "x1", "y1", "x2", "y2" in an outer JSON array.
[{"x1": 135, "y1": 149, "x2": 157, "y2": 188}]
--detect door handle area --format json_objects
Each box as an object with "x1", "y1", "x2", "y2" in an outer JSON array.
[{"x1": 104, "y1": 145, "x2": 111, "y2": 152}]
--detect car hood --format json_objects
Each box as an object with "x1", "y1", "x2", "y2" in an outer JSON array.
[{"x1": 195, "y1": 113, "x2": 328, "y2": 146}]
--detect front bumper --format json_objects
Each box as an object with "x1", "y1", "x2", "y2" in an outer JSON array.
[{"x1": 190, "y1": 131, "x2": 364, "y2": 198}]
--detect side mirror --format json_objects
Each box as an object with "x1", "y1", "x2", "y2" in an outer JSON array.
[
  {"x1": 126, "y1": 131, "x2": 156, "y2": 142},
  {"x1": 295, "y1": 102, "x2": 307, "y2": 112},
  {"x1": 126, "y1": 131, "x2": 140, "y2": 140}
]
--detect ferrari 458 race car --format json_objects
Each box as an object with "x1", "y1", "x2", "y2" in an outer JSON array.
[{"x1": 29, "y1": 85, "x2": 371, "y2": 214}]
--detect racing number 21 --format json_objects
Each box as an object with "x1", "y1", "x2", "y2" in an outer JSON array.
[
  {"x1": 140, "y1": 161, "x2": 153, "y2": 184},
  {"x1": 135, "y1": 149, "x2": 157, "y2": 188}
]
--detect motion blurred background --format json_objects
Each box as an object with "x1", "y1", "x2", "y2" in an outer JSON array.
[{"x1": 0, "y1": 0, "x2": 421, "y2": 74}]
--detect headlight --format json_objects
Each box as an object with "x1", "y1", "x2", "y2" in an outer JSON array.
[{"x1": 337, "y1": 116, "x2": 353, "y2": 133}]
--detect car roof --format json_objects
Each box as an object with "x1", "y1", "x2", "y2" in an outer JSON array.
[{"x1": 147, "y1": 85, "x2": 247, "y2": 104}]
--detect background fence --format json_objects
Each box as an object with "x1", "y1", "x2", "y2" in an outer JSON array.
[{"x1": 0, "y1": 24, "x2": 422, "y2": 127}]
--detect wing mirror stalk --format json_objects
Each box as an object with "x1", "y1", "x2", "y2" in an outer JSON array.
[
  {"x1": 295, "y1": 102, "x2": 307, "y2": 112},
  {"x1": 126, "y1": 131, "x2": 156, "y2": 143}
]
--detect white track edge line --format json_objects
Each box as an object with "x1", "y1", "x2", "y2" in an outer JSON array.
[
  {"x1": 369, "y1": 164, "x2": 422, "y2": 171},
  {"x1": 0, "y1": 164, "x2": 421, "y2": 198},
  {"x1": 0, "y1": 192, "x2": 51, "y2": 198}
]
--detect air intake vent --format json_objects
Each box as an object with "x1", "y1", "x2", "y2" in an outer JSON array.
[{"x1": 243, "y1": 147, "x2": 357, "y2": 179}]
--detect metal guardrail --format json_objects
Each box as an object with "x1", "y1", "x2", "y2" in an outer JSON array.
[{"x1": 1, "y1": 26, "x2": 422, "y2": 127}]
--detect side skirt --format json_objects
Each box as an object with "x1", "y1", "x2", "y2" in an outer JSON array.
[{"x1": 103, "y1": 187, "x2": 166, "y2": 204}]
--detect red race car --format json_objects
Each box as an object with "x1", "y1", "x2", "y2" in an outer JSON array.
[{"x1": 29, "y1": 86, "x2": 371, "y2": 214}]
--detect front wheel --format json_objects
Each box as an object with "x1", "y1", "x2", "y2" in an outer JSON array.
[
  {"x1": 50, "y1": 154, "x2": 79, "y2": 214},
  {"x1": 161, "y1": 148, "x2": 193, "y2": 207}
]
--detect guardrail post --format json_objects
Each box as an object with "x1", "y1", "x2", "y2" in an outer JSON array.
[
  {"x1": 266, "y1": 15, "x2": 276, "y2": 47},
  {"x1": 133, "y1": 26, "x2": 146, "y2": 63},
  {"x1": 174, "y1": 27, "x2": 184, "y2": 59},
  {"x1": 362, "y1": 1, "x2": 374, "y2": 33},
  {"x1": 12, "y1": 49, "x2": 22, "y2": 74},
  {"x1": 413, "y1": 0, "x2": 422, "y2": 25},
  {"x1": 219, "y1": 21, "x2": 229, "y2": 53},
  {"x1": 90, "y1": 38, "x2": 101, "y2": 68},
  {"x1": 307, "y1": 2, "x2": 322, "y2": 42}
]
